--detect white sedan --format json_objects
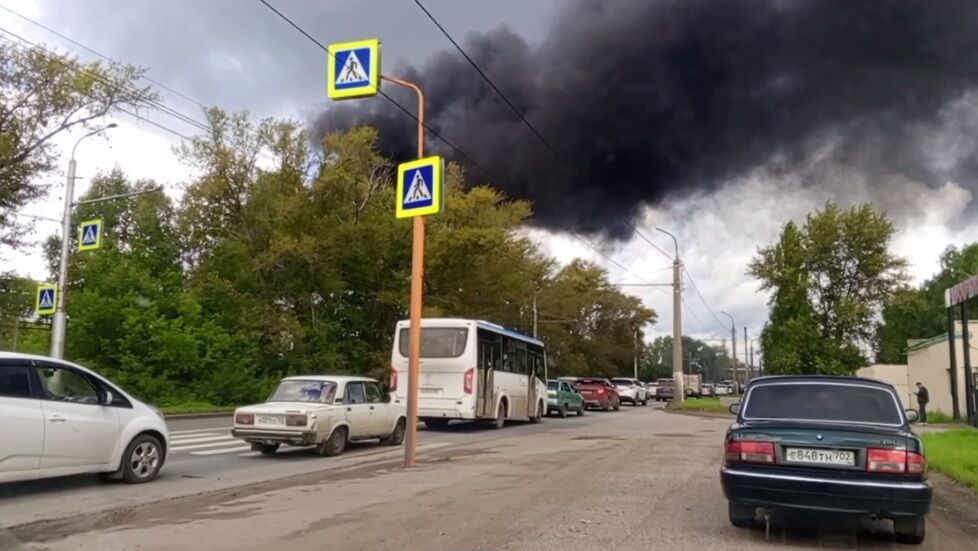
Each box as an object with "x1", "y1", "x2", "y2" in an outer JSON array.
[
  {"x1": 232, "y1": 375, "x2": 407, "y2": 456},
  {"x1": 0, "y1": 352, "x2": 169, "y2": 484}
]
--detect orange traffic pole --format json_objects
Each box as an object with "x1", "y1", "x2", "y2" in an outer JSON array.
[{"x1": 382, "y1": 74, "x2": 425, "y2": 468}]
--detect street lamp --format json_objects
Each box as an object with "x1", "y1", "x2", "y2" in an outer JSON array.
[
  {"x1": 720, "y1": 311, "x2": 738, "y2": 390},
  {"x1": 50, "y1": 123, "x2": 118, "y2": 359},
  {"x1": 655, "y1": 227, "x2": 684, "y2": 402}
]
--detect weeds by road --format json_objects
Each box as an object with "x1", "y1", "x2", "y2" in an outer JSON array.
[
  {"x1": 667, "y1": 397, "x2": 729, "y2": 413},
  {"x1": 922, "y1": 428, "x2": 978, "y2": 493}
]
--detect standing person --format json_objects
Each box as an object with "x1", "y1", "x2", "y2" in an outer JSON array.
[{"x1": 915, "y1": 382, "x2": 929, "y2": 425}]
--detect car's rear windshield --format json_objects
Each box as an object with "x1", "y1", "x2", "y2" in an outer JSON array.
[
  {"x1": 397, "y1": 327, "x2": 468, "y2": 358},
  {"x1": 547, "y1": 381, "x2": 559, "y2": 390},
  {"x1": 268, "y1": 380, "x2": 337, "y2": 404},
  {"x1": 743, "y1": 383, "x2": 902, "y2": 424},
  {"x1": 611, "y1": 379, "x2": 633, "y2": 385},
  {"x1": 657, "y1": 379, "x2": 673, "y2": 385},
  {"x1": 576, "y1": 379, "x2": 604, "y2": 386}
]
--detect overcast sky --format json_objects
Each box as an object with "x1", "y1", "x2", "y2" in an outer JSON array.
[{"x1": 3, "y1": 0, "x2": 978, "y2": 362}]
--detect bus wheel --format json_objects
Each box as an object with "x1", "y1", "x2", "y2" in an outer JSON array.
[
  {"x1": 492, "y1": 403, "x2": 506, "y2": 429},
  {"x1": 529, "y1": 402, "x2": 543, "y2": 423}
]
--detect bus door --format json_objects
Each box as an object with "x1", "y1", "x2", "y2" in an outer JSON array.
[{"x1": 476, "y1": 333, "x2": 499, "y2": 418}]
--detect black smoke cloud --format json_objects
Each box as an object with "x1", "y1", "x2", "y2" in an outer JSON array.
[{"x1": 313, "y1": 0, "x2": 978, "y2": 238}]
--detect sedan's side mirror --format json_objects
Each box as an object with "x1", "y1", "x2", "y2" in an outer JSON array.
[
  {"x1": 905, "y1": 409, "x2": 919, "y2": 423},
  {"x1": 729, "y1": 402, "x2": 741, "y2": 416},
  {"x1": 100, "y1": 390, "x2": 114, "y2": 405}
]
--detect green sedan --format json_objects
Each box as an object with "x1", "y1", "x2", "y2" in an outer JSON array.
[{"x1": 547, "y1": 380, "x2": 585, "y2": 417}]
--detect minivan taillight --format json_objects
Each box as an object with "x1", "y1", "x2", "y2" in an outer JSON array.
[
  {"x1": 867, "y1": 448, "x2": 926, "y2": 475},
  {"x1": 464, "y1": 368, "x2": 474, "y2": 394},
  {"x1": 725, "y1": 440, "x2": 775, "y2": 464},
  {"x1": 390, "y1": 369, "x2": 398, "y2": 393}
]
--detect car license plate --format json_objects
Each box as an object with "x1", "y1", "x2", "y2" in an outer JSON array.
[
  {"x1": 784, "y1": 447, "x2": 855, "y2": 466},
  {"x1": 420, "y1": 387, "x2": 440, "y2": 394},
  {"x1": 256, "y1": 415, "x2": 284, "y2": 425}
]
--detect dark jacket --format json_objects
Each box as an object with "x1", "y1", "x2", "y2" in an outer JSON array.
[{"x1": 916, "y1": 386, "x2": 929, "y2": 405}]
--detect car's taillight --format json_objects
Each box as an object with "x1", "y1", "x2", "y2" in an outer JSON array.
[
  {"x1": 867, "y1": 448, "x2": 926, "y2": 475},
  {"x1": 597, "y1": 388, "x2": 605, "y2": 395},
  {"x1": 907, "y1": 451, "x2": 926, "y2": 474},
  {"x1": 725, "y1": 440, "x2": 775, "y2": 464},
  {"x1": 390, "y1": 369, "x2": 398, "y2": 393},
  {"x1": 463, "y1": 368, "x2": 474, "y2": 394},
  {"x1": 235, "y1": 413, "x2": 254, "y2": 425},
  {"x1": 286, "y1": 414, "x2": 308, "y2": 427}
]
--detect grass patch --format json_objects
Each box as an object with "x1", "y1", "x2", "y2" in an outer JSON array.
[
  {"x1": 667, "y1": 397, "x2": 730, "y2": 413},
  {"x1": 160, "y1": 401, "x2": 232, "y2": 415},
  {"x1": 922, "y1": 429, "x2": 978, "y2": 493},
  {"x1": 926, "y1": 410, "x2": 964, "y2": 424}
]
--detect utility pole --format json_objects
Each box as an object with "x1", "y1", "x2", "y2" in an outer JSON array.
[
  {"x1": 533, "y1": 292, "x2": 539, "y2": 339},
  {"x1": 50, "y1": 123, "x2": 117, "y2": 359},
  {"x1": 744, "y1": 326, "x2": 750, "y2": 382},
  {"x1": 657, "y1": 228, "x2": 684, "y2": 403},
  {"x1": 633, "y1": 327, "x2": 639, "y2": 379},
  {"x1": 721, "y1": 311, "x2": 737, "y2": 391}
]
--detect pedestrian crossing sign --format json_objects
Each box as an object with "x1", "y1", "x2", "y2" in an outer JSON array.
[
  {"x1": 36, "y1": 284, "x2": 57, "y2": 315},
  {"x1": 327, "y1": 38, "x2": 380, "y2": 99},
  {"x1": 396, "y1": 156, "x2": 444, "y2": 219},
  {"x1": 78, "y1": 219, "x2": 103, "y2": 251}
]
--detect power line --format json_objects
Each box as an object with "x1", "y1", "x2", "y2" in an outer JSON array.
[
  {"x1": 0, "y1": 3, "x2": 209, "y2": 111},
  {"x1": 681, "y1": 296, "x2": 710, "y2": 334},
  {"x1": 682, "y1": 265, "x2": 727, "y2": 332},
  {"x1": 0, "y1": 26, "x2": 274, "y2": 163},
  {"x1": 570, "y1": 233, "x2": 650, "y2": 284},
  {"x1": 412, "y1": 0, "x2": 562, "y2": 160},
  {"x1": 256, "y1": 0, "x2": 493, "y2": 181},
  {"x1": 621, "y1": 219, "x2": 672, "y2": 260}
]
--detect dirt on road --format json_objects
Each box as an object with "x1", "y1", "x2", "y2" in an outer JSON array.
[{"x1": 12, "y1": 407, "x2": 978, "y2": 551}]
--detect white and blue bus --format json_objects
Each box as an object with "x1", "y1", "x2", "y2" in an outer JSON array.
[{"x1": 391, "y1": 318, "x2": 547, "y2": 428}]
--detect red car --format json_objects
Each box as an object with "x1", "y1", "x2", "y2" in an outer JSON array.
[{"x1": 574, "y1": 378, "x2": 621, "y2": 411}]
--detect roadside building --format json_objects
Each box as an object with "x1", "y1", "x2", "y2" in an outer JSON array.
[{"x1": 856, "y1": 364, "x2": 912, "y2": 408}]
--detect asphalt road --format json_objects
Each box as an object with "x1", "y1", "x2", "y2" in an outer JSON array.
[
  {"x1": 0, "y1": 402, "x2": 623, "y2": 530},
  {"x1": 2, "y1": 403, "x2": 976, "y2": 551}
]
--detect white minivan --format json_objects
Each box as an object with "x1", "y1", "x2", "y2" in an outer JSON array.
[{"x1": 0, "y1": 352, "x2": 169, "y2": 484}]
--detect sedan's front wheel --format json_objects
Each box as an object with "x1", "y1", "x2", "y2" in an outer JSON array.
[
  {"x1": 122, "y1": 434, "x2": 163, "y2": 484},
  {"x1": 728, "y1": 502, "x2": 756, "y2": 528}
]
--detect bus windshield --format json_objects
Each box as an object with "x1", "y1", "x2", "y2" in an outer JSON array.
[{"x1": 398, "y1": 327, "x2": 469, "y2": 358}]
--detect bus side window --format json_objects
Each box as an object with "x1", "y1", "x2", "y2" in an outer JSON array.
[{"x1": 515, "y1": 342, "x2": 528, "y2": 375}]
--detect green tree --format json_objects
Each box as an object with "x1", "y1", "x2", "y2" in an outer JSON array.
[
  {"x1": 640, "y1": 335, "x2": 732, "y2": 382},
  {"x1": 876, "y1": 243, "x2": 978, "y2": 363},
  {"x1": 0, "y1": 42, "x2": 156, "y2": 246},
  {"x1": 751, "y1": 203, "x2": 906, "y2": 374}
]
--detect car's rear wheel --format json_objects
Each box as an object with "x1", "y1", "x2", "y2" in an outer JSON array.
[
  {"x1": 728, "y1": 502, "x2": 756, "y2": 528},
  {"x1": 121, "y1": 434, "x2": 163, "y2": 484},
  {"x1": 577, "y1": 404, "x2": 585, "y2": 416},
  {"x1": 316, "y1": 427, "x2": 347, "y2": 457},
  {"x1": 252, "y1": 443, "x2": 280, "y2": 455},
  {"x1": 602, "y1": 401, "x2": 611, "y2": 412},
  {"x1": 613, "y1": 401, "x2": 621, "y2": 411},
  {"x1": 381, "y1": 418, "x2": 406, "y2": 446},
  {"x1": 489, "y1": 402, "x2": 506, "y2": 429},
  {"x1": 893, "y1": 516, "x2": 925, "y2": 545},
  {"x1": 558, "y1": 404, "x2": 568, "y2": 418},
  {"x1": 425, "y1": 418, "x2": 450, "y2": 429}
]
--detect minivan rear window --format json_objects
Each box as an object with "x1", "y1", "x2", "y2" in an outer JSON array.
[
  {"x1": 743, "y1": 383, "x2": 903, "y2": 425},
  {"x1": 398, "y1": 328, "x2": 468, "y2": 358}
]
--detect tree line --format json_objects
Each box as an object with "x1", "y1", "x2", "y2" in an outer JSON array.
[{"x1": 1, "y1": 100, "x2": 655, "y2": 407}]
